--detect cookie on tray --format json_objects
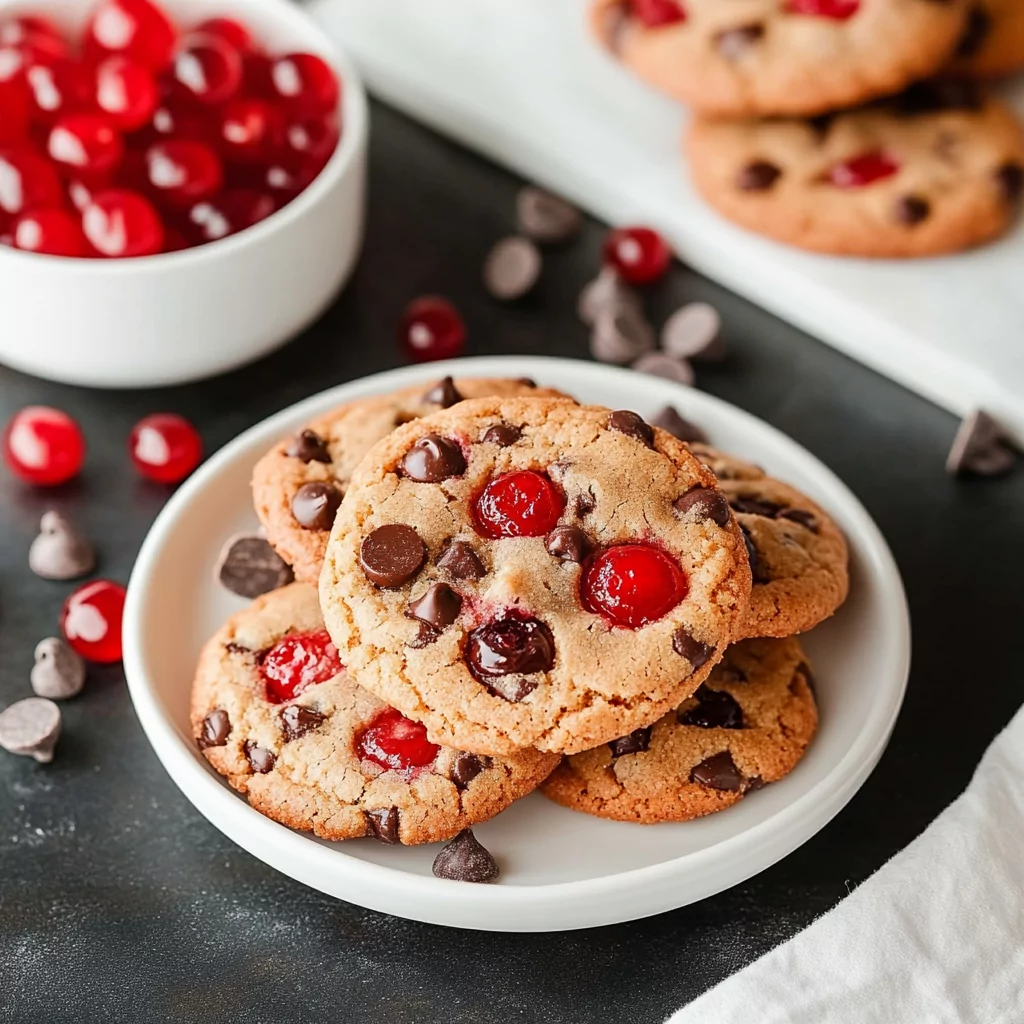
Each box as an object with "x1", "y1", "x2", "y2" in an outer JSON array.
[
  {"x1": 320, "y1": 398, "x2": 752, "y2": 757},
  {"x1": 542, "y1": 636, "x2": 818, "y2": 823},
  {"x1": 252, "y1": 376, "x2": 567, "y2": 583},
  {"x1": 951, "y1": 0, "x2": 1024, "y2": 77},
  {"x1": 686, "y1": 80, "x2": 1024, "y2": 257},
  {"x1": 190, "y1": 583, "x2": 559, "y2": 845},
  {"x1": 591, "y1": 0, "x2": 969, "y2": 118}
]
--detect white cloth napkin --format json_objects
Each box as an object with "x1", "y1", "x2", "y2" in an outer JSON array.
[{"x1": 668, "y1": 706, "x2": 1024, "y2": 1024}]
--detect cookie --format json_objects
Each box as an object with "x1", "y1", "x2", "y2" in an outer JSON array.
[
  {"x1": 319, "y1": 398, "x2": 752, "y2": 757},
  {"x1": 252, "y1": 377, "x2": 567, "y2": 583},
  {"x1": 591, "y1": 0, "x2": 969, "y2": 118},
  {"x1": 687, "y1": 81, "x2": 1024, "y2": 257},
  {"x1": 542, "y1": 636, "x2": 818, "y2": 822},
  {"x1": 688, "y1": 443, "x2": 766, "y2": 482},
  {"x1": 951, "y1": 0, "x2": 1024, "y2": 77},
  {"x1": 190, "y1": 583, "x2": 558, "y2": 845}
]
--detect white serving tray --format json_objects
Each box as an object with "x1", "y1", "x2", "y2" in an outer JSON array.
[{"x1": 309, "y1": 0, "x2": 1024, "y2": 442}]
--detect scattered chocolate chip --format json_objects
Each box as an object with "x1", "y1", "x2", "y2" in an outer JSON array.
[
  {"x1": 591, "y1": 306, "x2": 655, "y2": 365},
  {"x1": 608, "y1": 727, "x2": 651, "y2": 758},
  {"x1": 516, "y1": 186, "x2": 582, "y2": 244},
  {"x1": 894, "y1": 195, "x2": 930, "y2": 225},
  {"x1": 400, "y1": 434, "x2": 467, "y2": 483},
  {"x1": 483, "y1": 236, "x2": 542, "y2": 301},
  {"x1": 407, "y1": 583, "x2": 462, "y2": 629},
  {"x1": 672, "y1": 627, "x2": 714, "y2": 669},
  {"x1": 408, "y1": 622, "x2": 440, "y2": 649},
  {"x1": 651, "y1": 406, "x2": 708, "y2": 444},
  {"x1": 244, "y1": 741, "x2": 276, "y2": 774},
  {"x1": 730, "y1": 496, "x2": 784, "y2": 518},
  {"x1": 225, "y1": 641, "x2": 252, "y2": 656},
  {"x1": 780, "y1": 508, "x2": 818, "y2": 532},
  {"x1": 946, "y1": 409, "x2": 1019, "y2": 476},
  {"x1": 216, "y1": 534, "x2": 294, "y2": 599},
  {"x1": 360, "y1": 524, "x2": 427, "y2": 588},
  {"x1": 421, "y1": 376, "x2": 464, "y2": 408},
  {"x1": 995, "y1": 162, "x2": 1024, "y2": 203},
  {"x1": 741, "y1": 526, "x2": 770, "y2": 584},
  {"x1": 577, "y1": 266, "x2": 642, "y2": 327},
  {"x1": 674, "y1": 487, "x2": 731, "y2": 527},
  {"x1": 571, "y1": 491, "x2": 596, "y2": 518},
  {"x1": 198, "y1": 709, "x2": 230, "y2": 749},
  {"x1": 745, "y1": 776, "x2": 766, "y2": 793},
  {"x1": 956, "y1": 5, "x2": 991, "y2": 57},
  {"x1": 366, "y1": 807, "x2": 399, "y2": 844},
  {"x1": 632, "y1": 351, "x2": 695, "y2": 386},
  {"x1": 466, "y1": 617, "x2": 554, "y2": 700},
  {"x1": 545, "y1": 525, "x2": 590, "y2": 563},
  {"x1": 30, "y1": 638, "x2": 85, "y2": 700},
  {"x1": 291, "y1": 481, "x2": 341, "y2": 530},
  {"x1": 432, "y1": 829, "x2": 499, "y2": 883},
  {"x1": 450, "y1": 752, "x2": 490, "y2": 789},
  {"x1": 679, "y1": 685, "x2": 744, "y2": 729},
  {"x1": 280, "y1": 705, "x2": 327, "y2": 742},
  {"x1": 285, "y1": 429, "x2": 331, "y2": 464},
  {"x1": 661, "y1": 301, "x2": 725, "y2": 362},
  {"x1": 807, "y1": 113, "x2": 835, "y2": 138},
  {"x1": 481, "y1": 423, "x2": 522, "y2": 446},
  {"x1": 690, "y1": 750, "x2": 744, "y2": 791},
  {"x1": 607, "y1": 410, "x2": 654, "y2": 449},
  {"x1": 515, "y1": 377, "x2": 537, "y2": 388},
  {"x1": 28, "y1": 511, "x2": 95, "y2": 581},
  {"x1": 437, "y1": 540, "x2": 485, "y2": 581},
  {"x1": 897, "y1": 78, "x2": 980, "y2": 116},
  {"x1": 715, "y1": 22, "x2": 764, "y2": 59},
  {"x1": 737, "y1": 160, "x2": 781, "y2": 191},
  {"x1": 0, "y1": 698, "x2": 61, "y2": 763}
]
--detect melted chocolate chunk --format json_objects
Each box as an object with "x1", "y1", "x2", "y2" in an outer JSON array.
[
  {"x1": 291, "y1": 481, "x2": 342, "y2": 530},
  {"x1": 571, "y1": 491, "x2": 596, "y2": 518},
  {"x1": 956, "y1": 5, "x2": 991, "y2": 57},
  {"x1": 360, "y1": 524, "x2": 427, "y2": 588},
  {"x1": 400, "y1": 434, "x2": 467, "y2": 483},
  {"x1": 422, "y1": 376, "x2": 464, "y2": 408},
  {"x1": 894, "y1": 195, "x2": 930, "y2": 225},
  {"x1": 466, "y1": 618, "x2": 554, "y2": 701},
  {"x1": 780, "y1": 508, "x2": 818, "y2": 532},
  {"x1": 432, "y1": 829, "x2": 499, "y2": 883},
  {"x1": 224, "y1": 641, "x2": 252, "y2": 656},
  {"x1": 408, "y1": 622, "x2": 440, "y2": 649},
  {"x1": 285, "y1": 429, "x2": 331, "y2": 464},
  {"x1": 366, "y1": 807, "x2": 399, "y2": 844},
  {"x1": 607, "y1": 410, "x2": 654, "y2": 449},
  {"x1": 730, "y1": 496, "x2": 784, "y2": 518},
  {"x1": 672, "y1": 627, "x2": 715, "y2": 669},
  {"x1": 690, "y1": 750, "x2": 744, "y2": 791},
  {"x1": 437, "y1": 540, "x2": 485, "y2": 581},
  {"x1": 651, "y1": 406, "x2": 708, "y2": 444},
  {"x1": 737, "y1": 160, "x2": 781, "y2": 191},
  {"x1": 481, "y1": 423, "x2": 522, "y2": 446},
  {"x1": 897, "y1": 78, "x2": 980, "y2": 116},
  {"x1": 450, "y1": 751, "x2": 491, "y2": 789},
  {"x1": 545, "y1": 526, "x2": 590, "y2": 563},
  {"x1": 280, "y1": 705, "x2": 327, "y2": 742},
  {"x1": 745, "y1": 776, "x2": 766, "y2": 794},
  {"x1": 741, "y1": 526, "x2": 770, "y2": 584},
  {"x1": 679, "y1": 686, "x2": 744, "y2": 729},
  {"x1": 996, "y1": 162, "x2": 1024, "y2": 203},
  {"x1": 244, "y1": 741, "x2": 276, "y2": 774},
  {"x1": 197, "y1": 709, "x2": 230, "y2": 749},
  {"x1": 715, "y1": 22, "x2": 763, "y2": 59},
  {"x1": 674, "y1": 487, "x2": 731, "y2": 528},
  {"x1": 608, "y1": 727, "x2": 652, "y2": 758},
  {"x1": 407, "y1": 583, "x2": 462, "y2": 630}
]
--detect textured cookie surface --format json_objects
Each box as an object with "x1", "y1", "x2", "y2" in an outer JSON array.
[
  {"x1": 253, "y1": 377, "x2": 566, "y2": 583},
  {"x1": 687, "y1": 83, "x2": 1024, "y2": 257},
  {"x1": 542, "y1": 636, "x2": 818, "y2": 823},
  {"x1": 951, "y1": 0, "x2": 1024, "y2": 76},
  {"x1": 592, "y1": 0, "x2": 968, "y2": 118},
  {"x1": 320, "y1": 398, "x2": 752, "y2": 756},
  {"x1": 190, "y1": 583, "x2": 558, "y2": 845}
]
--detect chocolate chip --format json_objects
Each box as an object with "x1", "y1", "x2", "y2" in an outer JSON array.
[
  {"x1": 632, "y1": 351, "x2": 695, "y2": 386},
  {"x1": 465, "y1": 618, "x2": 554, "y2": 700},
  {"x1": 796, "y1": 661, "x2": 816, "y2": 696},
  {"x1": 679, "y1": 686, "x2": 744, "y2": 729},
  {"x1": 421, "y1": 375, "x2": 464, "y2": 408},
  {"x1": 28, "y1": 511, "x2": 95, "y2": 581},
  {"x1": 545, "y1": 526, "x2": 590, "y2": 563},
  {"x1": 607, "y1": 410, "x2": 654, "y2": 449},
  {"x1": 450, "y1": 752, "x2": 490, "y2": 789},
  {"x1": 198, "y1": 709, "x2": 230, "y2": 749},
  {"x1": 366, "y1": 807, "x2": 399, "y2": 844},
  {"x1": 516, "y1": 186, "x2": 581, "y2": 244},
  {"x1": 730, "y1": 496, "x2": 784, "y2": 518},
  {"x1": 0, "y1": 698, "x2": 61, "y2": 763},
  {"x1": 515, "y1": 377, "x2": 537, "y2": 387},
  {"x1": 674, "y1": 487, "x2": 731, "y2": 527},
  {"x1": 285, "y1": 429, "x2": 331, "y2": 464},
  {"x1": 481, "y1": 423, "x2": 522, "y2": 446},
  {"x1": 591, "y1": 306, "x2": 655, "y2": 365},
  {"x1": 661, "y1": 301, "x2": 725, "y2": 362},
  {"x1": 244, "y1": 741, "x2": 276, "y2": 774},
  {"x1": 578, "y1": 266, "x2": 642, "y2": 327},
  {"x1": 483, "y1": 236, "x2": 542, "y2": 301},
  {"x1": 571, "y1": 491, "x2": 596, "y2": 518},
  {"x1": 216, "y1": 534, "x2": 294, "y2": 599},
  {"x1": 780, "y1": 508, "x2": 818, "y2": 532},
  {"x1": 897, "y1": 78, "x2": 980, "y2": 116},
  {"x1": 608, "y1": 727, "x2": 651, "y2": 758},
  {"x1": 280, "y1": 705, "x2": 327, "y2": 741},
  {"x1": 741, "y1": 526, "x2": 770, "y2": 584},
  {"x1": 225, "y1": 642, "x2": 252, "y2": 656},
  {"x1": 690, "y1": 750, "x2": 744, "y2": 791},
  {"x1": 291, "y1": 481, "x2": 341, "y2": 530},
  {"x1": 715, "y1": 22, "x2": 763, "y2": 59},
  {"x1": 360, "y1": 524, "x2": 427, "y2": 588},
  {"x1": 672, "y1": 627, "x2": 714, "y2": 669},
  {"x1": 408, "y1": 622, "x2": 440, "y2": 649},
  {"x1": 956, "y1": 5, "x2": 991, "y2": 57},
  {"x1": 432, "y1": 829, "x2": 499, "y2": 883},
  {"x1": 437, "y1": 540, "x2": 485, "y2": 580},
  {"x1": 407, "y1": 583, "x2": 462, "y2": 629},
  {"x1": 894, "y1": 195, "x2": 930, "y2": 225},
  {"x1": 30, "y1": 638, "x2": 85, "y2": 700},
  {"x1": 946, "y1": 409, "x2": 1018, "y2": 476},
  {"x1": 737, "y1": 161, "x2": 781, "y2": 191},
  {"x1": 399, "y1": 434, "x2": 467, "y2": 483},
  {"x1": 807, "y1": 113, "x2": 835, "y2": 138},
  {"x1": 995, "y1": 162, "x2": 1024, "y2": 203},
  {"x1": 651, "y1": 406, "x2": 708, "y2": 444},
  {"x1": 745, "y1": 776, "x2": 766, "y2": 793}
]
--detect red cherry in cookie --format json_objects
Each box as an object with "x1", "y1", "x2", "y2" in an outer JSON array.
[
  {"x1": 128, "y1": 413, "x2": 202, "y2": 483},
  {"x1": 787, "y1": 0, "x2": 860, "y2": 19},
  {"x1": 581, "y1": 544, "x2": 687, "y2": 628},
  {"x1": 260, "y1": 628, "x2": 342, "y2": 704},
  {"x1": 630, "y1": 0, "x2": 686, "y2": 27},
  {"x1": 474, "y1": 471, "x2": 565, "y2": 539},
  {"x1": 3, "y1": 406, "x2": 85, "y2": 485},
  {"x1": 602, "y1": 226, "x2": 671, "y2": 285},
  {"x1": 357, "y1": 709, "x2": 440, "y2": 771},
  {"x1": 61, "y1": 580, "x2": 127, "y2": 663},
  {"x1": 827, "y1": 151, "x2": 899, "y2": 188}
]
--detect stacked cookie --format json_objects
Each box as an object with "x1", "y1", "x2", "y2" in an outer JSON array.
[
  {"x1": 191, "y1": 377, "x2": 849, "y2": 878},
  {"x1": 591, "y1": 0, "x2": 1024, "y2": 257}
]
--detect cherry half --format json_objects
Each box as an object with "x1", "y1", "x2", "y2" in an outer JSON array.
[
  {"x1": 474, "y1": 471, "x2": 565, "y2": 539},
  {"x1": 61, "y1": 580, "x2": 127, "y2": 663},
  {"x1": 630, "y1": 0, "x2": 687, "y2": 27},
  {"x1": 603, "y1": 226, "x2": 671, "y2": 285},
  {"x1": 399, "y1": 297, "x2": 467, "y2": 363},
  {"x1": 259, "y1": 628, "x2": 342, "y2": 704},
  {"x1": 581, "y1": 544, "x2": 687, "y2": 628},
  {"x1": 357, "y1": 709, "x2": 440, "y2": 772},
  {"x1": 3, "y1": 405, "x2": 85, "y2": 485},
  {"x1": 827, "y1": 151, "x2": 899, "y2": 188},
  {"x1": 128, "y1": 412, "x2": 202, "y2": 483},
  {"x1": 787, "y1": 0, "x2": 860, "y2": 19}
]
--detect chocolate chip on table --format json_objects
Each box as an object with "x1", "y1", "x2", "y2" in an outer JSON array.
[
  {"x1": 216, "y1": 534, "x2": 294, "y2": 599},
  {"x1": 661, "y1": 302, "x2": 725, "y2": 362},
  {"x1": 360, "y1": 524, "x2": 427, "y2": 588},
  {"x1": 690, "y1": 750, "x2": 744, "y2": 791},
  {"x1": 737, "y1": 160, "x2": 781, "y2": 191},
  {"x1": 280, "y1": 705, "x2": 328, "y2": 741},
  {"x1": 407, "y1": 583, "x2": 462, "y2": 629},
  {"x1": 291, "y1": 481, "x2": 342, "y2": 530},
  {"x1": 198, "y1": 709, "x2": 230, "y2": 749},
  {"x1": 894, "y1": 195, "x2": 930, "y2": 225},
  {"x1": 591, "y1": 306, "x2": 655, "y2": 365},
  {"x1": 432, "y1": 829, "x2": 500, "y2": 883},
  {"x1": 481, "y1": 423, "x2": 522, "y2": 446},
  {"x1": 545, "y1": 526, "x2": 591, "y2": 563},
  {"x1": 672, "y1": 627, "x2": 715, "y2": 669},
  {"x1": 366, "y1": 806, "x2": 400, "y2": 844},
  {"x1": 674, "y1": 487, "x2": 731, "y2": 528},
  {"x1": 421, "y1": 375, "x2": 465, "y2": 408},
  {"x1": 437, "y1": 540, "x2": 485, "y2": 581},
  {"x1": 995, "y1": 162, "x2": 1024, "y2": 203},
  {"x1": 607, "y1": 410, "x2": 654, "y2": 449},
  {"x1": 651, "y1": 406, "x2": 708, "y2": 444},
  {"x1": 679, "y1": 685, "x2": 744, "y2": 729},
  {"x1": 577, "y1": 266, "x2": 643, "y2": 327},
  {"x1": 608, "y1": 727, "x2": 652, "y2": 758},
  {"x1": 516, "y1": 186, "x2": 582, "y2": 244},
  {"x1": 30, "y1": 638, "x2": 86, "y2": 700},
  {"x1": 483, "y1": 236, "x2": 542, "y2": 301},
  {"x1": 946, "y1": 409, "x2": 1019, "y2": 476},
  {"x1": 450, "y1": 751, "x2": 490, "y2": 789},
  {"x1": 285, "y1": 429, "x2": 331, "y2": 464},
  {"x1": 715, "y1": 22, "x2": 764, "y2": 59},
  {"x1": 408, "y1": 622, "x2": 440, "y2": 649},
  {"x1": 632, "y1": 351, "x2": 695, "y2": 386},
  {"x1": 399, "y1": 434, "x2": 467, "y2": 482},
  {"x1": 0, "y1": 698, "x2": 61, "y2": 763},
  {"x1": 465, "y1": 618, "x2": 554, "y2": 701},
  {"x1": 28, "y1": 511, "x2": 95, "y2": 581},
  {"x1": 244, "y1": 741, "x2": 276, "y2": 774}
]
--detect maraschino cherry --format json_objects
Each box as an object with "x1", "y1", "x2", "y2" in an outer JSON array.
[
  {"x1": 260, "y1": 629, "x2": 341, "y2": 704},
  {"x1": 128, "y1": 413, "x2": 203, "y2": 483},
  {"x1": 358, "y1": 709, "x2": 440, "y2": 772},
  {"x1": 3, "y1": 406, "x2": 85, "y2": 485},
  {"x1": 581, "y1": 544, "x2": 687, "y2": 628},
  {"x1": 603, "y1": 226, "x2": 672, "y2": 285},
  {"x1": 475, "y1": 472, "x2": 565, "y2": 539},
  {"x1": 61, "y1": 580, "x2": 127, "y2": 663}
]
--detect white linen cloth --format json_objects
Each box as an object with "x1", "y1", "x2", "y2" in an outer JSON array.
[{"x1": 669, "y1": 706, "x2": 1024, "y2": 1024}]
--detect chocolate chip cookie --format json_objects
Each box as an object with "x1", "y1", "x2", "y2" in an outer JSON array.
[
  {"x1": 687, "y1": 81, "x2": 1024, "y2": 257},
  {"x1": 951, "y1": 0, "x2": 1024, "y2": 77},
  {"x1": 252, "y1": 377, "x2": 567, "y2": 583},
  {"x1": 542, "y1": 636, "x2": 818, "y2": 822},
  {"x1": 320, "y1": 398, "x2": 752, "y2": 757},
  {"x1": 592, "y1": 0, "x2": 969, "y2": 118},
  {"x1": 190, "y1": 583, "x2": 558, "y2": 845}
]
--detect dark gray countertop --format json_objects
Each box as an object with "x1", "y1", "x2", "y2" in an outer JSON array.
[{"x1": 2, "y1": 103, "x2": 1023, "y2": 1024}]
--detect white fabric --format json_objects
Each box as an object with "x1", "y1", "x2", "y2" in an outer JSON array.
[{"x1": 669, "y1": 707, "x2": 1024, "y2": 1024}]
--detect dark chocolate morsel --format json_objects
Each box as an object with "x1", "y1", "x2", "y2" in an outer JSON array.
[
  {"x1": 674, "y1": 487, "x2": 731, "y2": 528},
  {"x1": 956, "y1": 5, "x2": 991, "y2": 57},
  {"x1": 285, "y1": 429, "x2": 331, "y2": 464},
  {"x1": 690, "y1": 750, "x2": 744, "y2": 791},
  {"x1": 607, "y1": 410, "x2": 654, "y2": 449},
  {"x1": 894, "y1": 195, "x2": 930, "y2": 225},
  {"x1": 421, "y1": 375, "x2": 464, "y2": 408},
  {"x1": 730, "y1": 496, "x2": 784, "y2": 518},
  {"x1": 432, "y1": 829, "x2": 499, "y2": 883},
  {"x1": 437, "y1": 540, "x2": 485, "y2": 580},
  {"x1": 198, "y1": 709, "x2": 230, "y2": 749},
  {"x1": 217, "y1": 535, "x2": 294, "y2": 599},
  {"x1": 400, "y1": 434, "x2": 467, "y2": 483},
  {"x1": 224, "y1": 641, "x2": 253, "y2": 656},
  {"x1": 450, "y1": 751, "x2": 491, "y2": 789},
  {"x1": 466, "y1": 618, "x2": 554, "y2": 700},
  {"x1": 481, "y1": 423, "x2": 522, "y2": 446},
  {"x1": 737, "y1": 160, "x2": 781, "y2": 191},
  {"x1": 678, "y1": 685, "x2": 744, "y2": 729},
  {"x1": 946, "y1": 409, "x2": 1018, "y2": 476},
  {"x1": 651, "y1": 406, "x2": 708, "y2": 444},
  {"x1": 608, "y1": 727, "x2": 652, "y2": 758},
  {"x1": 407, "y1": 583, "x2": 462, "y2": 629},
  {"x1": 366, "y1": 807, "x2": 399, "y2": 844},
  {"x1": 360, "y1": 524, "x2": 427, "y2": 588},
  {"x1": 715, "y1": 22, "x2": 764, "y2": 59},
  {"x1": 996, "y1": 161, "x2": 1024, "y2": 203},
  {"x1": 483, "y1": 236, "x2": 542, "y2": 301},
  {"x1": 571, "y1": 491, "x2": 596, "y2": 518},
  {"x1": 897, "y1": 78, "x2": 981, "y2": 116},
  {"x1": 741, "y1": 525, "x2": 770, "y2": 584},
  {"x1": 244, "y1": 741, "x2": 276, "y2": 774},
  {"x1": 516, "y1": 186, "x2": 582, "y2": 244},
  {"x1": 545, "y1": 526, "x2": 590, "y2": 563},
  {"x1": 672, "y1": 627, "x2": 715, "y2": 669},
  {"x1": 408, "y1": 622, "x2": 440, "y2": 649},
  {"x1": 291, "y1": 481, "x2": 342, "y2": 530},
  {"x1": 780, "y1": 508, "x2": 818, "y2": 532},
  {"x1": 745, "y1": 776, "x2": 766, "y2": 793},
  {"x1": 280, "y1": 705, "x2": 328, "y2": 742}
]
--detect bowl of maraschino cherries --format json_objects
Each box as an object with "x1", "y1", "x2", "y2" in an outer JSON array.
[{"x1": 0, "y1": 0, "x2": 368, "y2": 387}]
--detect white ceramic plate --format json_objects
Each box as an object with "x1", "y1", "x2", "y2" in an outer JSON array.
[{"x1": 123, "y1": 356, "x2": 910, "y2": 932}]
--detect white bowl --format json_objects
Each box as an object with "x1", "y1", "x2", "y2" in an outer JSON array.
[
  {"x1": 123, "y1": 357, "x2": 911, "y2": 932},
  {"x1": 0, "y1": 0, "x2": 368, "y2": 388}
]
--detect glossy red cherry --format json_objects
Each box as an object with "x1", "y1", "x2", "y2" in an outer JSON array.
[
  {"x1": 217, "y1": 97, "x2": 283, "y2": 163},
  {"x1": 0, "y1": 15, "x2": 66, "y2": 51},
  {"x1": 581, "y1": 544, "x2": 687, "y2": 629},
  {"x1": 94, "y1": 56, "x2": 157, "y2": 130},
  {"x1": 61, "y1": 580, "x2": 127, "y2": 663},
  {"x1": 82, "y1": 189, "x2": 164, "y2": 257},
  {"x1": 0, "y1": 148, "x2": 63, "y2": 217},
  {"x1": 24, "y1": 58, "x2": 92, "y2": 124},
  {"x1": 282, "y1": 112, "x2": 340, "y2": 167},
  {"x1": 260, "y1": 628, "x2": 342, "y2": 704},
  {"x1": 86, "y1": 0, "x2": 177, "y2": 71},
  {"x1": 358, "y1": 709, "x2": 440, "y2": 772},
  {"x1": 170, "y1": 33, "x2": 242, "y2": 106},
  {"x1": 48, "y1": 114, "x2": 125, "y2": 180},
  {"x1": 195, "y1": 16, "x2": 257, "y2": 55},
  {"x1": 128, "y1": 412, "x2": 202, "y2": 482},
  {"x1": 185, "y1": 188, "x2": 274, "y2": 243},
  {"x1": 475, "y1": 471, "x2": 565, "y2": 539},
  {"x1": 267, "y1": 52, "x2": 338, "y2": 118},
  {"x1": 3, "y1": 406, "x2": 85, "y2": 485},
  {"x1": 399, "y1": 297, "x2": 467, "y2": 362},
  {"x1": 630, "y1": 0, "x2": 687, "y2": 27},
  {"x1": 787, "y1": 0, "x2": 860, "y2": 19},
  {"x1": 161, "y1": 225, "x2": 188, "y2": 252},
  {"x1": 827, "y1": 151, "x2": 899, "y2": 188},
  {"x1": 143, "y1": 96, "x2": 213, "y2": 144},
  {"x1": 603, "y1": 226, "x2": 672, "y2": 285},
  {"x1": 11, "y1": 208, "x2": 86, "y2": 257},
  {"x1": 0, "y1": 79, "x2": 30, "y2": 145},
  {"x1": 143, "y1": 139, "x2": 222, "y2": 206}
]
